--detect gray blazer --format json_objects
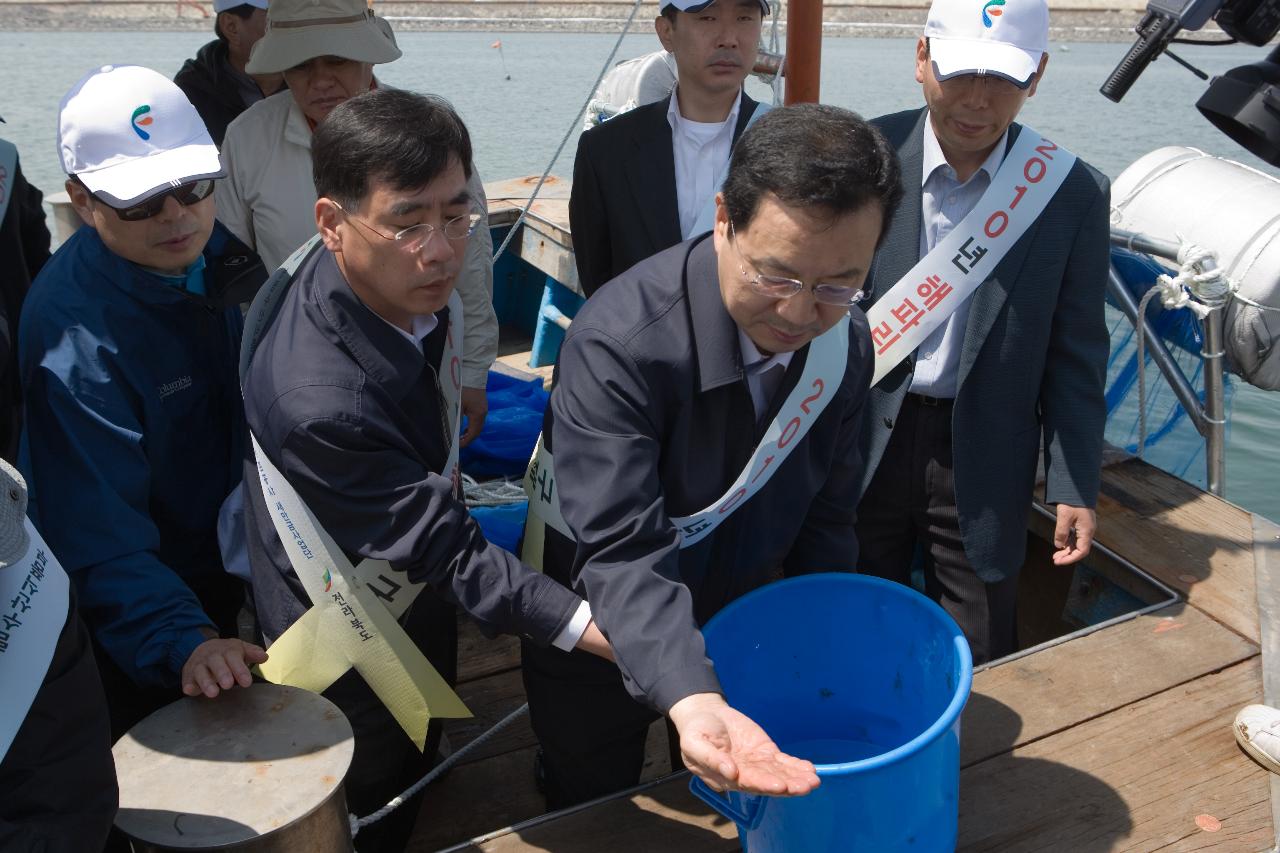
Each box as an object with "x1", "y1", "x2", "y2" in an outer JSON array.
[{"x1": 856, "y1": 108, "x2": 1111, "y2": 582}]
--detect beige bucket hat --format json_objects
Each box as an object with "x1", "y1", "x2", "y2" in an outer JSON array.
[{"x1": 245, "y1": 0, "x2": 403, "y2": 75}]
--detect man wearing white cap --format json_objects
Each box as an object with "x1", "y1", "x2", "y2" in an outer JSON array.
[
  {"x1": 174, "y1": 0, "x2": 284, "y2": 147},
  {"x1": 569, "y1": 0, "x2": 770, "y2": 297},
  {"x1": 218, "y1": 0, "x2": 499, "y2": 444},
  {"x1": 853, "y1": 0, "x2": 1110, "y2": 663},
  {"x1": 18, "y1": 65, "x2": 269, "y2": 735}
]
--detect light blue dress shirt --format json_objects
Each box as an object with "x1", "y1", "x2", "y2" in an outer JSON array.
[{"x1": 908, "y1": 118, "x2": 1009, "y2": 398}]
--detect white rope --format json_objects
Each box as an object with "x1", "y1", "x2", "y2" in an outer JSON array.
[
  {"x1": 767, "y1": 1, "x2": 784, "y2": 106},
  {"x1": 349, "y1": 703, "x2": 531, "y2": 841},
  {"x1": 1134, "y1": 241, "x2": 1232, "y2": 458},
  {"x1": 462, "y1": 474, "x2": 527, "y2": 506},
  {"x1": 491, "y1": 0, "x2": 646, "y2": 265}
]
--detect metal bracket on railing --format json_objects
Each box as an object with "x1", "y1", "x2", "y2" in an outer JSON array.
[{"x1": 1108, "y1": 227, "x2": 1227, "y2": 497}]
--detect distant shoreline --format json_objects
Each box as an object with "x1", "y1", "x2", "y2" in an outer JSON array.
[{"x1": 0, "y1": 0, "x2": 1168, "y2": 41}]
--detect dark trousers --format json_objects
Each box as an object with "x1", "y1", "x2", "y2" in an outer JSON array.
[
  {"x1": 855, "y1": 394, "x2": 1019, "y2": 665},
  {"x1": 0, "y1": 594, "x2": 117, "y2": 853},
  {"x1": 522, "y1": 640, "x2": 681, "y2": 810}
]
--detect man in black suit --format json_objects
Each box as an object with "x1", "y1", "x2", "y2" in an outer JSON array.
[
  {"x1": 526, "y1": 105, "x2": 901, "y2": 809},
  {"x1": 854, "y1": 0, "x2": 1110, "y2": 664},
  {"x1": 569, "y1": 0, "x2": 770, "y2": 297}
]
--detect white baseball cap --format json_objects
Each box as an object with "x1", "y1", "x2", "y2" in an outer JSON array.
[
  {"x1": 660, "y1": 0, "x2": 771, "y2": 15},
  {"x1": 213, "y1": 0, "x2": 268, "y2": 12},
  {"x1": 57, "y1": 65, "x2": 224, "y2": 207},
  {"x1": 924, "y1": 0, "x2": 1048, "y2": 88}
]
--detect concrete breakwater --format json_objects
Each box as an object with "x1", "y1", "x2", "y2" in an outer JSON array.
[{"x1": 0, "y1": 0, "x2": 1169, "y2": 41}]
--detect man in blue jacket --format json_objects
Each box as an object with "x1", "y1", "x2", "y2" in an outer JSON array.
[{"x1": 19, "y1": 65, "x2": 268, "y2": 735}]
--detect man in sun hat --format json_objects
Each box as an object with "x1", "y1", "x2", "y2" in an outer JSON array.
[
  {"x1": 18, "y1": 64, "x2": 269, "y2": 738},
  {"x1": 0, "y1": 459, "x2": 117, "y2": 853},
  {"x1": 852, "y1": 0, "x2": 1110, "y2": 663},
  {"x1": 569, "y1": 0, "x2": 771, "y2": 298},
  {"x1": 218, "y1": 0, "x2": 500, "y2": 446},
  {"x1": 174, "y1": 0, "x2": 285, "y2": 147}
]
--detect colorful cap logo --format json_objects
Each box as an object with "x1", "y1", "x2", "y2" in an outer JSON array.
[
  {"x1": 982, "y1": 0, "x2": 1006, "y2": 27},
  {"x1": 322, "y1": 567, "x2": 333, "y2": 593},
  {"x1": 131, "y1": 104, "x2": 154, "y2": 141}
]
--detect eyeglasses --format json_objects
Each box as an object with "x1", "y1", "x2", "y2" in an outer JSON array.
[
  {"x1": 728, "y1": 221, "x2": 864, "y2": 307},
  {"x1": 334, "y1": 202, "x2": 483, "y2": 254},
  {"x1": 93, "y1": 179, "x2": 217, "y2": 222}
]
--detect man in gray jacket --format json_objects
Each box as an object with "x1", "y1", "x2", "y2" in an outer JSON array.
[{"x1": 854, "y1": 0, "x2": 1110, "y2": 663}]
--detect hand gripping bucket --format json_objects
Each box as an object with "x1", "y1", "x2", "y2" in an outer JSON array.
[{"x1": 689, "y1": 574, "x2": 973, "y2": 851}]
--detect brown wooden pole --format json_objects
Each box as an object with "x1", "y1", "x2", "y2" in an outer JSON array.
[{"x1": 783, "y1": 0, "x2": 823, "y2": 104}]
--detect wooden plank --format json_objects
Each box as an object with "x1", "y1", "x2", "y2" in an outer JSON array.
[
  {"x1": 959, "y1": 657, "x2": 1272, "y2": 851},
  {"x1": 450, "y1": 771, "x2": 738, "y2": 853},
  {"x1": 456, "y1": 616, "x2": 520, "y2": 685},
  {"x1": 1252, "y1": 512, "x2": 1280, "y2": 852},
  {"x1": 1089, "y1": 458, "x2": 1259, "y2": 641},
  {"x1": 964, "y1": 602, "x2": 1257, "y2": 767},
  {"x1": 410, "y1": 745, "x2": 547, "y2": 852},
  {"x1": 448, "y1": 669, "x2": 535, "y2": 767},
  {"x1": 484, "y1": 174, "x2": 573, "y2": 244}
]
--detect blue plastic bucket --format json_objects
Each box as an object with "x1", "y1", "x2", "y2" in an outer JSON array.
[{"x1": 689, "y1": 573, "x2": 972, "y2": 852}]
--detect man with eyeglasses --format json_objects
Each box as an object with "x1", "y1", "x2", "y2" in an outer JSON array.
[
  {"x1": 18, "y1": 65, "x2": 270, "y2": 738},
  {"x1": 521, "y1": 104, "x2": 901, "y2": 809},
  {"x1": 239, "y1": 89, "x2": 611, "y2": 853},
  {"x1": 853, "y1": 0, "x2": 1109, "y2": 664},
  {"x1": 220, "y1": 0, "x2": 499, "y2": 447}
]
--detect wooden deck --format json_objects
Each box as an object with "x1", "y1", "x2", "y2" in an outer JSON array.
[{"x1": 398, "y1": 181, "x2": 1280, "y2": 852}]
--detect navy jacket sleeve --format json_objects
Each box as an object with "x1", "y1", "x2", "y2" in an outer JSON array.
[
  {"x1": 568, "y1": 130, "x2": 613, "y2": 299},
  {"x1": 272, "y1": 398, "x2": 581, "y2": 646},
  {"x1": 1040, "y1": 175, "x2": 1111, "y2": 508},
  {"x1": 551, "y1": 328, "x2": 721, "y2": 713},
  {"x1": 20, "y1": 341, "x2": 213, "y2": 687}
]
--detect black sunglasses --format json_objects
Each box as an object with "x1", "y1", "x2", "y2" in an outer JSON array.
[{"x1": 92, "y1": 179, "x2": 217, "y2": 222}]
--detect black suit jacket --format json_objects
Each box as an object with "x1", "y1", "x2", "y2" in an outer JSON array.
[
  {"x1": 857, "y1": 108, "x2": 1111, "y2": 582},
  {"x1": 569, "y1": 91, "x2": 760, "y2": 297},
  {"x1": 543, "y1": 235, "x2": 874, "y2": 712}
]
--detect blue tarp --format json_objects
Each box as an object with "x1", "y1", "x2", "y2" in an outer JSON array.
[{"x1": 460, "y1": 371, "x2": 548, "y2": 552}]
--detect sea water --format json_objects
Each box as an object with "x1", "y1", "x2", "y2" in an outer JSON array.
[
  {"x1": 782, "y1": 737, "x2": 889, "y2": 765},
  {"x1": 1, "y1": 31, "x2": 1276, "y2": 520}
]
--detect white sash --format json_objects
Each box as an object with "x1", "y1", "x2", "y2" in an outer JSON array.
[
  {"x1": 689, "y1": 100, "x2": 772, "y2": 237},
  {"x1": 525, "y1": 318, "x2": 849, "y2": 549},
  {"x1": 0, "y1": 519, "x2": 70, "y2": 760},
  {"x1": 246, "y1": 240, "x2": 470, "y2": 748},
  {"x1": 866, "y1": 127, "x2": 1076, "y2": 386},
  {"x1": 0, "y1": 139, "x2": 19, "y2": 228}
]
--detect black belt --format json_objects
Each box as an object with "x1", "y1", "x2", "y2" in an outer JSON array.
[{"x1": 906, "y1": 393, "x2": 954, "y2": 408}]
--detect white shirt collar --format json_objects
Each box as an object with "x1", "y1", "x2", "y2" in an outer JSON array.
[
  {"x1": 921, "y1": 114, "x2": 1009, "y2": 188},
  {"x1": 667, "y1": 86, "x2": 743, "y2": 137},
  {"x1": 737, "y1": 325, "x2": 795, "y2": 373},
  {"x1": 376, "y1": 311, "x2": 440, "y2": 347}
]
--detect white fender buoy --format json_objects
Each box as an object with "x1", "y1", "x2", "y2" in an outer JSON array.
[
  {"x1": 1112, "y1": 146, "x2": 1280, "y2": 391},
  {"x1": 584, "y1": 50, "x2": 678, "y2": 129}
]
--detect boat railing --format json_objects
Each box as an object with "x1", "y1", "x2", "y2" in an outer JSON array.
[{"x1": 1108, "y1": 226, "x2": 1228, "y2": 497}]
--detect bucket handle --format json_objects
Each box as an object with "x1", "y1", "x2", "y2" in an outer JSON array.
[{"x1": 688, "y1": 777, "x2": 765, "y2": 830}]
